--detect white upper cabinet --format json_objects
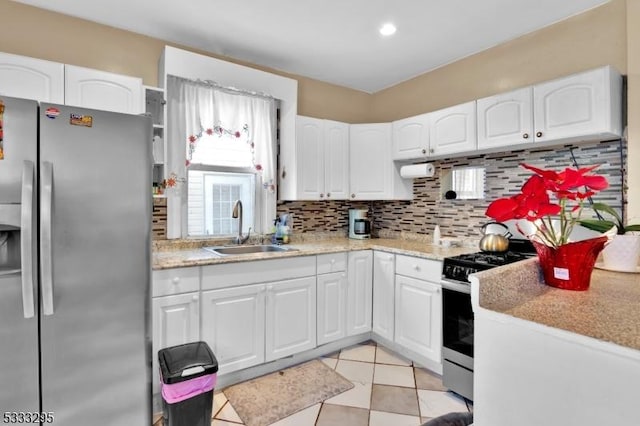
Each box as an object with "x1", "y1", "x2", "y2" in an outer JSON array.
[
  {"x1": 350, "y1": 123, "x2": 412, "y2": 200},
  {"x1": 294, "y1": 116, "x2": 349, "y2": 200},
  {"x1": 429, "y1": 101, "x2": 477, "y2": 156},
  {"x1": 350, "y1": 124, "x2": 391, "y2": 200},
  {"x1": 65, "y1": 65, "x2": 143, "y2": 114},
  {"x1": 533, "y1": 65, "x2": 622, "y2": 144},
  {"x1": 0, "y1": 52, "x2": 64, "y2": 103},
  {"x1": 392, "y1": 113, "x2": 430, "y2": 160},
  {"x1": 323, "y1": 120, "x2": 350, "y2": 199},
  {"x1": 296, "y1": 116, "x2": 324, "y2": 199},
  {"x1": 477, "y1": 87, "x2": 534, "y2": 150}
]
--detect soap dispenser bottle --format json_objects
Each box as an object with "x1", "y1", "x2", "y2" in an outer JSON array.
[{"x1": 433, "y1": 225, "x2": 441, "y2": 246}]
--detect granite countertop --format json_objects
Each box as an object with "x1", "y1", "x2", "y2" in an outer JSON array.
[
  {"x1": 152, "y1": 237, "x2": 477, "y2": 270},
  {"x1": 473, "y1": 258, "x2": 640, "y2": 352}
]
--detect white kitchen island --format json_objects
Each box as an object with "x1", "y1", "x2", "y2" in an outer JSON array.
[{"x1": 470, "y1": 258, "x2": 640, "y2": 426}]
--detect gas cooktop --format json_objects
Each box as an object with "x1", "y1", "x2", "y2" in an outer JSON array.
[{"x1": 443, "y1": 241, "x2": 537, "y2": 283}]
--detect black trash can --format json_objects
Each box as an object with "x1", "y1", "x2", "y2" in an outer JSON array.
[{"x1": 158, "y1": 341, "x2": 219, "y2": 426}]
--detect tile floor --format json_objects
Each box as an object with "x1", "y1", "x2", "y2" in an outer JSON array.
[{"x1": 153, "y1": 341, "x2": 472, "y2": 426}]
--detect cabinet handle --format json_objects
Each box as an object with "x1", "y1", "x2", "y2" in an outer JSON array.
[
  {"x1": 267, "y1": 284, "x2": 273, "y2": 292},
  {"x1": 413, "y1": 265, "x2": 420, "y2": 271},
  {"x1": 388, "y1": 255, "x2": 393, "y2": 261},
  {"x1": 192, "y1": 294, "x2": 199, "y2": 302},
  {"x1": 320, "y1": 193, "x2": 324, "y2": 198},
  {"x1": 172, "y1": 277, "x2": 180, "y2": 285},
  {"x1": 429, "y1": 148, "x2": 434, "y2": 154},
  {"x1": 281, "y1": 167, "x2": 287, "y2": 179},
  {"x1": 330, "y1": 259, "x2": 336, "y2": 264},
  {"x1": 326, "y1": 193, "x2": 331, "y2": 198},
  {"x1": 351, "y1": 193, "x2": 356, "y2": 198},
  {"x1": 522, "y1": 133, "x2": 529, "y2": 139},
  {"x1": 421, "y1": 148, "x2": 427, "y2": 154},
  {"x1": 536, "y1": 131, "x2": 543, "y2": 138},
  {"x1": 342, "y1": 273, "x2": 347, "y2": 279},
  {"x1": 436, "y1": 288, "x2": 441, "y2": 294}
]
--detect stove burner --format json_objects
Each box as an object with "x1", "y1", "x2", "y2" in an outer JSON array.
[
  {"x1": 443, "y1": 250, "x2": 536, "y2": 283},
  {"x1": 454, "y1": 251, "x2": 531, "y2": 265}
]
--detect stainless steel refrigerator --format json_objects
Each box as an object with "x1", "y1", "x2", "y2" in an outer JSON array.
[{"x1": 0, "y1": 95, "x2": 151, "y2": 425}]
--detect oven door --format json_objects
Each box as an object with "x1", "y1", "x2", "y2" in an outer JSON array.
[{"x1": 441, "y1": 281, "x2": 474, "y2": 369}]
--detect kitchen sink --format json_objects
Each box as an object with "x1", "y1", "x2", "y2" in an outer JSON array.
[{"x1": 203, "y1": 244, "x2": 297, "y2": 256}]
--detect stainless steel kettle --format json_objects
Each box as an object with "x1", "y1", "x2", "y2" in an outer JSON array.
[{"x1": 479, "y1": 222, "x2": 511, "y2": 253}]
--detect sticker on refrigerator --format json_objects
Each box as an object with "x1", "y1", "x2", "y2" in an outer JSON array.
[
  {"x1": 70, "y1": 113, "x2": 93, "y2": 127},
  {"x1": 45, "y1": 107, "x2": 60, "y2": 119},
  {"x1": 0, "y1": 100, "x2": 4, "y2": 160}
]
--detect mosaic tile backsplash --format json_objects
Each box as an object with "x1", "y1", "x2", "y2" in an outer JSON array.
[{"x1": 277, "y1": 139, "x2": 626, "y2": 239}]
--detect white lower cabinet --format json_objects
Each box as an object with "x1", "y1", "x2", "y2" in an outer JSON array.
[
  {"x1": 394, "y1": 274, "x2": 442, "y2": 364},
  {"x1": 153, "y1": 251, "x2": 442, "y2": 383},
  {"x1": 347, "y1": 251, "x2": 373, "y2": 335},
  {"x1": 151, "y1": 292, "x2": 200, "y2": 389},
  {"x1": 317, "y1": 272, "x2": 348, "y2": 345},
  {"x1": 372, "y1": 251, "x2": 395, "y2": 341},
  {"x1": 201, "y1": 284, "x2": 266, "y2": 374},
  {"x1": 265, "y1": 277, "x2": 317, "y2": 361},
  {"x1": 199, "y1": 256, "x2": 317, "y2": 374}
]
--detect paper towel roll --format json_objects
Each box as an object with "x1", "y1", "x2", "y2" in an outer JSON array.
[{"x1": 400, "y1": 163, "x2": 434, "y2": 178}]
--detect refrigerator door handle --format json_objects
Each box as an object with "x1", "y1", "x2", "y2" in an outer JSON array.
[
  {"x1": 20, "y1": 160, "x2": 36, "y2": 319},
  {"x1": 41, "y1": 161, "x2": 54, "y2": 316}
]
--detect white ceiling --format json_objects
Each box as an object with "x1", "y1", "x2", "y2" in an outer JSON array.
[{"x1": 14, "y1": 0, "x2": 610, "y2": 93}]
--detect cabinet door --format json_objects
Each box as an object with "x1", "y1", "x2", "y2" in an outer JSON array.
[
  {"x1": 395, "y1": 275, "x2": 442, "y2": 363},
  {"x1": 477, "y1": 87, "x2": 533, "y2": 149},
  {"x1": 323, "y1": 119, "x2": 350, "y2": 200},
  {"x1": 533, "y1": 66, "x2": 622, "y2": 143},
  {"x1": 296, "y1": 116, "x2": 324, "y2": 200},
  {"x1": 392, "y1": 114, "x2": 430, "y2": 160},
  {"x1": 65, "y1": 65, "x2": 143, "y2": 114},
  {"x1": 372, "y1": 251, "x2": 395, "y2": 341},
  {"x1": 152, "y1": 293, "x2": 200, "y2": 390},
  {"x1": 349, "y1": 124, "x2": 392, "y2": 200},
  {"x1": 317, "y1": 272, "x2": 348, "y2": 345},
  {"x1": 347, "y1": 251, "x2": 373, "y2": 336},
  {"x1": 201, "y1": 285, "x2": 266, "y2": 374},
  {"x1": 429, "y1": 101, "x2": 477, "y2": 156},
  {"x1": 0, "y1": 52, "x2": 64, "y2": 103},
  {"x1": 265, "y1": 277, "x2": 316, "y2": 362}
]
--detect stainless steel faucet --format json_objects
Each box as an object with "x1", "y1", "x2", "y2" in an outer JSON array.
[{"x1": 232, "y1": 200, "x2": 251, "y2": 244}]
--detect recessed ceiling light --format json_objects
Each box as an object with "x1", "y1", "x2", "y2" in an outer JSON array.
[{"x1": 379, "y1": 23, "x2": 397, "y2": 36}]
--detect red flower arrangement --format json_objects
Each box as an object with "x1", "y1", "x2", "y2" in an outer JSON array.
[{"x1": 485, "y1": 163, "x2": 609, "y2": 248}]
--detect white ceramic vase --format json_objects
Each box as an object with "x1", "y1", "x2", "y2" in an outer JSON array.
[{"x1": 602, "y1": 234, "x2": 640, "y2": 272}]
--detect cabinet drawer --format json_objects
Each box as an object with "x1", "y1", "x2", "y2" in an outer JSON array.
[
  {"x1": 201, "y1": 256, "x2": 317, "y2": 290},
  {"x1": 153, "y1": 267, "x2": 200, "y2": 297},
  {"x1": 395, "y1": 254, "x2": 442, "y2": 282},
  {"x1": 317, "y1": 252, "x2": 347, "y2": 274}
]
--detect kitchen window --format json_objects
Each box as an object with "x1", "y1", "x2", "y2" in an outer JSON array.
[{"x1": 167, "y1": 75, "x2": 278, "y2": 238}]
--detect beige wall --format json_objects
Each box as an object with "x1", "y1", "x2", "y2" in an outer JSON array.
[
  {"x1": 626, "y1": 0, "x2": 640, "y2": 222},
  {"x1": 0, "y1": 0, "x2": 371, "y2": 123},
  {"x1": 370, "y1": 0, "x2": 627, "y2": 122},
  {"x1": 1, "y1": 0, "x2": 635, "y2": 217}
]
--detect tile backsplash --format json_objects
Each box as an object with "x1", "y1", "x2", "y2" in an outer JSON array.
[{"x1": 277, "y1": 139, "x2": 626, "y2": 239}]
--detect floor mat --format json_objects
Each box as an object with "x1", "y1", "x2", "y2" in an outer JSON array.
[{"x1": 224, "y1": 359, "x2": 354, "y2": 426}]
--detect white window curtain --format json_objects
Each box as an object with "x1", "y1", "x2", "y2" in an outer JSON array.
[{"x1": 166, "y1": 75, "x2": 278, "y2": 237}]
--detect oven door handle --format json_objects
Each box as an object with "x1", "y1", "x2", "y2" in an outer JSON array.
[{"x1": 440, "y1": 278, "x2": 471, "y2": 294}]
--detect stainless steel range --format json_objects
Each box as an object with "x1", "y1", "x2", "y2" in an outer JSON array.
[{"x1": 441, "y1": 242, "x2": 536, "y2": 401}]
